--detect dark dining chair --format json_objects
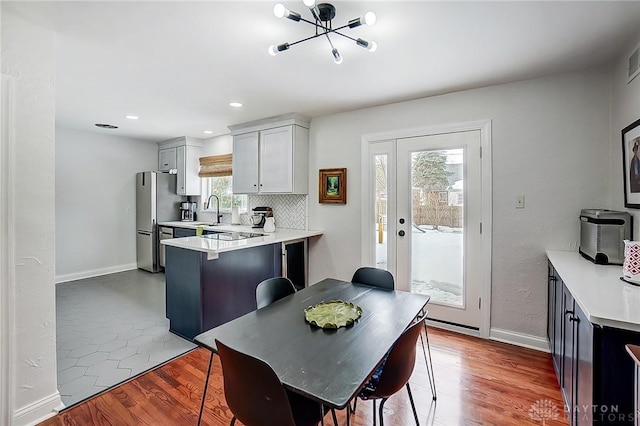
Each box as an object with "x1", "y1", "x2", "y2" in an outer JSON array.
[
  {"x1": 357, "y1": 320, "x2": 425, "y2": 426},
  {"x1": 351, "y1": 266, "x2": 394, "y2": 290},
  {"x1": 351, "y1": 267, "x2": 437, "y2": 408},
  {"x1": 216, "y1": 339, "x2": 333, "y2": 426},
  {"x1": 256, "y1": 277, "x2": 296, "y2": 309}
]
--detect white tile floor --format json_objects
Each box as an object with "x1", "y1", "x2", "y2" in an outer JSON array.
[{"x1": 56, "y1": 269, "x2": 196, "y2": 407}]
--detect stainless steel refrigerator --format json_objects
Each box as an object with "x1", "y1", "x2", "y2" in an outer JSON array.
[{"x1": 136, "y1": 171, "x2": 184, "y2": 272}]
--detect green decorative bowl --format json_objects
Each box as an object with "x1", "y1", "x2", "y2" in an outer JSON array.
[{"x1": 304, "y1": 300, "x2": 363, "y2": 329}]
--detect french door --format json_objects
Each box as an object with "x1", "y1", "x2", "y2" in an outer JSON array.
[{"x1": 364, "y1": 123, "x2": 490, "y2": 331}]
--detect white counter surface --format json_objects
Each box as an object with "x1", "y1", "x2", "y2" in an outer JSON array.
[
  {"x1": 547, "y1": 250, "x2": 640, "y2": 332},
  {"x1": 159, "y1": 221, "x2": 323, "y2": 260}
]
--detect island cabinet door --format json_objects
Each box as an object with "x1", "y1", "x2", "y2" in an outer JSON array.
[
  {"x1": 547, "y1": 263, "x2": 557, "y2": 354},
  {"x1": 562, "y1": 286, "x2": 576, "y2": 421},
  {"x1": 574, "y1": 303, "x2": 593, "y2": 425},
  {"x1": 553, "y1": 272, "x2": 564, "y2": 380}
]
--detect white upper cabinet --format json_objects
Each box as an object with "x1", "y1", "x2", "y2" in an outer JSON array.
[
  {"x1": 157, "y1": 137, "x2": 202, "y2": 196},
  {"x1": 158, "y1": 147, "x2": 177, "y2": 171},
  {"x1": 232, "y1": 132, "x2": 259, "y2": 193},
  {"x1": 229, "y1": 114, "x2": 309, "y2": 195}
]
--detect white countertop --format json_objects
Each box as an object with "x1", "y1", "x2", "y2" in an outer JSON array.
[
  {"x1": 547, "y1": 250, "x2": 640, "y2": 332},
  {"x1": 159, "y1": 221, "x2": 323, "y2": 260}
]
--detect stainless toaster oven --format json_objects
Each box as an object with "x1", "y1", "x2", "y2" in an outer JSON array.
[{"x1": 579, "y1": 209, "x2": 632, "y2": 265}]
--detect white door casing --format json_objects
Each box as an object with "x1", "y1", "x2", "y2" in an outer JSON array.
[
  {"x1": 1, "y1": 73, "x2": 16, "y2": 425},
  {"x1": 361, "y1": 120, "x2": 492, "y2": 337}
]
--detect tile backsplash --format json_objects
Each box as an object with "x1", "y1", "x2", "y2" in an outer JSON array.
[
  {"x1": 197, "y1": 194, "x2": 308, "y2": 230},
  {"x1": 248, "y1": 194, "x2": 308, "y2": 230}
]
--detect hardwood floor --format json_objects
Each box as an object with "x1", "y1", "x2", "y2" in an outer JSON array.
[{"x1": 40, "y1": 328, "x2": 568, "y2": 425}]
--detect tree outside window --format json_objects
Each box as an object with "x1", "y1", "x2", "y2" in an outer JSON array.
[{"x1": 200, "y1": 177, "x2": 247, "y2": 211}]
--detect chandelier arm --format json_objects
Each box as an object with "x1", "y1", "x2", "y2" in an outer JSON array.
[
  {"x1": 331, "y1": 30, "x2": 358, "y2": 43},
  {"x1": 295, "y1": 16, "x2": 352, "y2": 34},
  {"x1": 323, "y1": 31, "x2": 336, "y2": 50},
  {"x1": 287, "y1": 31, "x2": 331, "y2": 47}
]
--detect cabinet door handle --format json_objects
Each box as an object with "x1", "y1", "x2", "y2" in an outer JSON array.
[
  {"x1": 569, "y1": 316, "x2": 579, "y2": 323},
  {"x1": 564, "y1": 309, "x2": 574, "y2": 316}
]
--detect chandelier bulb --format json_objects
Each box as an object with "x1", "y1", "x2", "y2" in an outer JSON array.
[
  {"x1": 273, "y1": 3, "x2": 286, "y2": 18},
  {"x1": 367, "y1": 41, "x2": 377, "y2": 52},
  {"x1": 349, "y1": 11, "x2": 377, "y2": 28},
  {"x1": 364, "y1": 11, "x2": 377, "y2": 26},
  {"x1": 356, "y1": 38, "x2": 377, "y2": 53},
  {"x1": 269, "y1": 43, "x2": 290, "y2": 56},
  {"x1": 303, "y1": 0, "x2": 316, "y2": 7},
  {"x1": 332, "y1": 48, "x2": 343, "y2": 65}
]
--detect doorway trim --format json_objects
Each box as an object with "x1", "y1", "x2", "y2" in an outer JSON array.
[
  {"x1": 361, "y1": 120, "x2": 492, "y2": 338},
  {"x1": 1, "y1": 74, "x2": 16, "y2": 425}
]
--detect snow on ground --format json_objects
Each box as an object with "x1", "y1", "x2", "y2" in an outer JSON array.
[{"x1": 376, "y1": 225, "x2": 463, "y2": 306}]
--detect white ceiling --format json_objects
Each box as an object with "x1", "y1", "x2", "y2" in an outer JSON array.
[{"x1": 5, "y1": 1, "x2": 640, "y2": 142}]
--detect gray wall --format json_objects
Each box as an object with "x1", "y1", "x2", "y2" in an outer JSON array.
[
  {"x1": 307, "y1": 67, "x2": 613, "y2": 338},
  {"x1": 55, "y1": 128, "x2": 157, "y2": 281}
]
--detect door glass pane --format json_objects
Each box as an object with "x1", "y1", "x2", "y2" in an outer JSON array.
[
  {"x1": 410, "y1": 148, "x2": 464, "y2": 306},
  {"x1": 375, "y1": 154, "x2": 388, "y2": 270}
]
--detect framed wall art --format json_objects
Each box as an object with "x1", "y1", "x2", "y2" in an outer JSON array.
[
  {"x1": 623, "y1": 118, "x2": 640, "y2": 208},
  {"x1": 319, "y1": 168, "x2": 347, "y2": 204}
]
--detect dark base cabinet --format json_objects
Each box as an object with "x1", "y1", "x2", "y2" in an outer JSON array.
[
  {"x1": 548, "y1": 261, "x2": 640, "y2": 425},
  {"x1": 166, "y1": 243, "x2": 282, "y2": 340}
]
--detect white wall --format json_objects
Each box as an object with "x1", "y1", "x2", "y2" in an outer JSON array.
[
  {"x1": 55, "y1": 128, "x2": 157, "y2": 281},
  {"x1": 201, "y1": 134, "x2": 232, "y2": 156},
  {"x1": 610, "y1": 32, "x2": 640, "y2": 225},
  {"x1": 308, "y1": 68, "x2": 612, "y2": 338},
  {"x1": 1, "y1": 10, "x2": 61, "y2": 425}
]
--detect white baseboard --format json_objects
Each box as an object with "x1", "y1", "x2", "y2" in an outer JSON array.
[
  {"x1": 13, "y1": 391, "x2": 63, "y2": 426},
  {"x1": 55, "y1": 263, "x2": 138, "y2": 284},
  {"x1": 490, "y1": 327, "x2": 550, "y2": 352},
  {"x1": 425, "y1": 319, "x2": 481, "y2": 338}
]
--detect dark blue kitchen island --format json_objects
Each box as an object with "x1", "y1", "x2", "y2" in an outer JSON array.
[{"x1": 165, "y1": 243, "x2": 282, "y2": 340}]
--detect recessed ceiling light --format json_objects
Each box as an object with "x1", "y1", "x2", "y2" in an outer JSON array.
[
  {"x1": 126, "y1": 115, "x2": 139, "y2": 120},
  {"x1": 229, "y1": 102, "x2": 243, "y2": 108},
  {"x1": 95, "y1": 123, "x2": 118, "y2": 129},
  {"x1": 204, "y1": 130, "x2": 213, "y2": 134}
]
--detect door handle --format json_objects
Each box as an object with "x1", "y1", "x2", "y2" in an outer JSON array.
[{"x1": 398, "y1": 230, "x2": 405, "y2": 237}]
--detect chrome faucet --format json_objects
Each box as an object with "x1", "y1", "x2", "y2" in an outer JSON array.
[{"x1": 205, "y1": 194, "x2": 222, "y2": 225}]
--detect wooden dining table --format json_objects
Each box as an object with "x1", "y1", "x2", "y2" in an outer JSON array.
[{"x1": 194, "y1": 278, "x2": 430, "y2": 422}]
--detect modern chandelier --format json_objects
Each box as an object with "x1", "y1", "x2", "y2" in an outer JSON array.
[{"x1": 268, "y1": 0, "x2": 377, "y2": 64}]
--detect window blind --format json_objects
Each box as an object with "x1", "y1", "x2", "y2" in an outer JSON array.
[{"x1": 198, "y1": 154, "x2": 233, "y2": 178}]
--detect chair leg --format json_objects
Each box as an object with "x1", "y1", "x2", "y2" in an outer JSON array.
[
  {"x1": 331, "y1": 408, "x2": 339, "y2": 426},
  {"x1": 352, "y1": 397, "x2": 358, "y2": 413},
  {"x1": 420, "y1": 322, "x2": 437, "y2": 400},
  {"x1": 406, "y1": 383, "x2": 420, "y2": 426},
  {"x1": 379, "y1": 398, "x2": 388, "y2": 426},
  {"x1": 230, "y1": 416, "x2": 236, "y2": 426},
  {"x1": 198, "y1": 351, "x2": 214, "y2": 426},
  {"x1": 372, "y1": 399, "x2": 377, "y2": 426}
]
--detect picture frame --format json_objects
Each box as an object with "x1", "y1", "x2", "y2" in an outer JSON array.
[
  {"x1": 319, "y1": 168, "x2": 347, "y2": 204},
  {"x1": 622, "y1": 118, "x2": 640, "y2": 208}
]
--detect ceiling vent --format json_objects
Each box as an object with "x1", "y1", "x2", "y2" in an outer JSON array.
[{"x1": 628, "y1": 44, "x2": 640, "y2": 83}]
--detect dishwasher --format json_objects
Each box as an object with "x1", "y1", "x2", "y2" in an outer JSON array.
[{"x1": 159, "y1": 226, "x2": 174, "y2": 268}]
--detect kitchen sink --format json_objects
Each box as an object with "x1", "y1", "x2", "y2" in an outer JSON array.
[{"x1": 200, "y1": 232, "x2": 264, "y2": 241}]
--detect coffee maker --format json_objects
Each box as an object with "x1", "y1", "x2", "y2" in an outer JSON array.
[
  {"x1": 180, "y1": 202, "x2": 197, "y2": 222},
  {"x1": 250, "y1": 207, "x2": 273, "y2": 228}
]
